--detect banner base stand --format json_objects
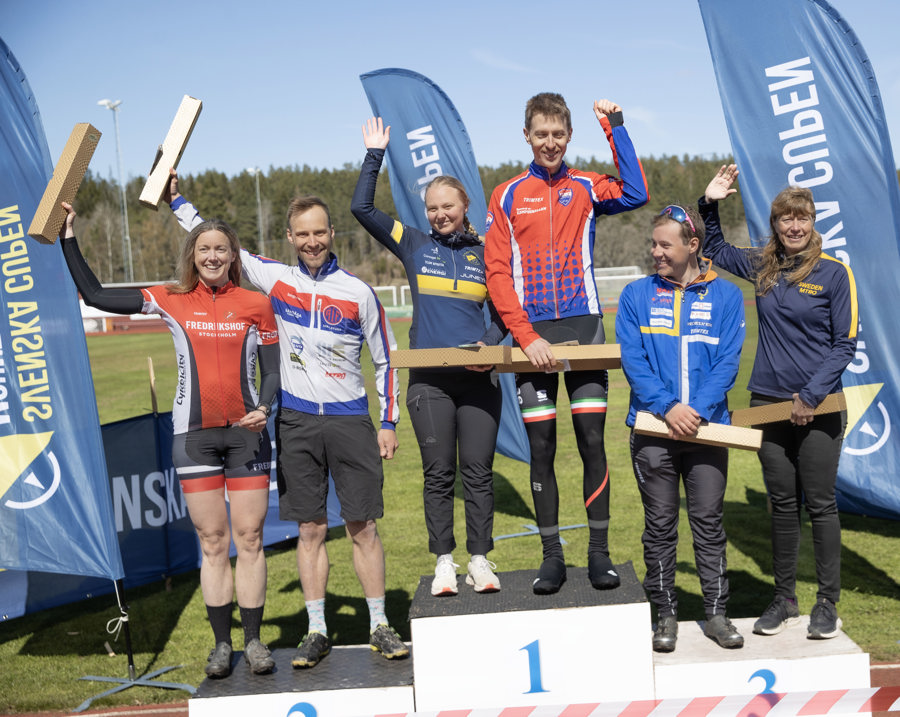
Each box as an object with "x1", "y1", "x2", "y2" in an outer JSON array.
[{"x1": 74, "y1": 666, "x2": 196, "y2": 713}]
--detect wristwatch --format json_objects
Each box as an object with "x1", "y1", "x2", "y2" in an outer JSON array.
[{"x1": 255, "y1": 403, "x2": 271, "y2": 417}]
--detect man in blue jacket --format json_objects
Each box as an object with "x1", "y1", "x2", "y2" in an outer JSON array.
[{"x1": 616, "y1": 204, "x2": 745, "y2": 653}]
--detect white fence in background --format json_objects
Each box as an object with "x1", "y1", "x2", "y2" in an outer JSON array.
[{"x1": 373, "y1": 266, "x2": 645, "y2": 311}]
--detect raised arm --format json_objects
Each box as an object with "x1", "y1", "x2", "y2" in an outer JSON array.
[
  {"x1": 350, "y1": 118, "x2": 405, "y2": 257},
  {"x1": 698, "y1": 167, "x2": 755, "y2": 281},
  {"x1": 59, "y1": 203, "x2": 144, "y2": 314},
  {"x1": 591, "y1": 99, "x2": 649, "y2": 213}
]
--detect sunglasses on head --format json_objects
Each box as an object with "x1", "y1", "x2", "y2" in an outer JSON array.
[{"x1": 659, "y1": 205, "x2": 696, "y2": 234}]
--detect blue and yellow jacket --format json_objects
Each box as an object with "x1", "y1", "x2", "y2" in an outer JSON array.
[
  {"x1": 616, "y1": 268, "x2": 746, "y2": 427},
  {"x1": 351, "y1": 147, "x2": 504, "y2": 351},
  {"x1": 699, "y1": 198, "x2": 858, "y2": 408}
]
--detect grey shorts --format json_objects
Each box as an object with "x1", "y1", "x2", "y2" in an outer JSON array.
[{"x1": 275, "y1": 408, "x2": 385, "y2": 523}]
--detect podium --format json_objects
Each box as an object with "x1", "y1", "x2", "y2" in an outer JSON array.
[
  {"x1": 409, "y1": 562, "x2": 654, "y2": 711},
  {"x1": 189, "y1": 562, "x2": 871, "y2": 715},
  {"x1": 188, "y1": 645, "x2": 414, "y2": 717}
]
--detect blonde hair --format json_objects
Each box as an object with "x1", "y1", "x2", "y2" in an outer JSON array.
[
  {"x1": 425, "y1": 175, "x2": 481, "y2": 241},
  {"x1": 168, "y1": 219, "x2": 242, "y2": 294},
  {"x1": 754, "y1": 186, "x2": 822, "y2": 295}
]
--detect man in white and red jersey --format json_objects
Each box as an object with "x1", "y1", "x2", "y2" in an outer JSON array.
[
  {"x1": 170, "y1": 182, "x2": 408, "y2": 666},
  {"x1": 485, "y1": 92, "x2": 649, "y2": 595}
]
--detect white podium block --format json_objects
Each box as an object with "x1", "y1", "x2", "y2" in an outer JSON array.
[
  {"x1": 653, "y1": 616, "x2": 870, "y2": 700},
  {"x1": 189, "y1": 645, "x2": 414, "y2": 717},
  {"x1": 409, "y1": 563, "x2": 654, "y2": 711}
]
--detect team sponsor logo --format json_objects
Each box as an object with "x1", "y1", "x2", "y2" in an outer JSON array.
[
  {"x1": 321, "y1": 305, "x2": 344, "y2": 326},
  {"x1": 291, "y1": 337, "x2": 304, "y2": 354},
  {"x1": 325, "y1": 371, "x2": 346, "y2": 380},
  {"x1": 650, "y1": 307, "x2": 673, "y2": 317},
  {"x1": 557, "y1": 187, "x2": 573, "y2": 206},
  {"x1": 485, "y1": 212, "x2": 494, "y2": 232},
  {"x1": 655, "y1": 287, "x2": 673, "y2": 296},
  {"x1": 690, "y1": 311, "x2": 712, "y2": 321},
  {"x1": 464, "y1": 251, "x2": 481, "y2": 266}
]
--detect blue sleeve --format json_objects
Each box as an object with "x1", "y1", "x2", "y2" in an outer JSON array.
[
  {"x1": 799, "y1": 261, "x2": 858, "y2": 407},
  {"x1": 350, "y1": 148, "x2": 404, "y2": 262},
  {"x1": 698, "y1": 197, "x2": 755, "y2": 282},
  {"x1": 689, "y1": 281, "x2": 746, "y2": 422},
  {"x1": 615, "y1": 282, "x2": 678, "y2": 422},
  {"x1": 594, "y1": 115, "x2": 649, "y2": 215}
]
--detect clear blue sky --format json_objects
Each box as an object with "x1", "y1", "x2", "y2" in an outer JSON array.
[{"x1": 5, "y1": 0, "x2": 900, "y2": 182}]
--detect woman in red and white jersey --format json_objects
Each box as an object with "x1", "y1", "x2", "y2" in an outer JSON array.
[{"x1": 59, "y1": 203, "x2": 279, "y2": 679}]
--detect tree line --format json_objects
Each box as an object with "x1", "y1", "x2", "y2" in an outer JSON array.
[{"x1": 71, "y1": 154, "x2": 752, "y2": 287}]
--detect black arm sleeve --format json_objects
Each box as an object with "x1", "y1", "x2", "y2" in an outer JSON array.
[
  {"x1": 257, "y1": 343, "x2": 280, "y2": 408},
  {"x1": 480, "y1": 298, "x2": 508, "y2": 346},
  {"x1": 61, "y1": 236, "x2": 144, "y2": 314}
]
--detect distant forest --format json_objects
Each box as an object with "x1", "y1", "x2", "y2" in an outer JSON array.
[{"x1": 72, "y1": 154, "x2": 753, "y2": 287}]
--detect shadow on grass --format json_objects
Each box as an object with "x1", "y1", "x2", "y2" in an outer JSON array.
[
  {"x1": 8, "y1": 571, "x2": 196, "y2": 676},
  {"x1": 493, "y1": 468, "x2": 535, "y2": 521},
  {"x1": 726, "y1": 487, "x2": 900, "y2": 613}
]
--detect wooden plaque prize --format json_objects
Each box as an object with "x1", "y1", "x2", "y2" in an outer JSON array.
[
  {"x1": 139, "y1": 95, "x2": 203, "y2": 209},
  {"x1": 730, "y1": 392, "x2": 847, "y2": 427},
  {"x1": 633, "y1": 411, "x2": 762, "y2": 451},
  {"x1": 390, "y1": 345, "x2": 510, "y2": 369},
  {"x1": 27, "y1": 123, "x2": 101, "y2": 244},
  {"x1": 497, "y1": 343, "x2": 622, "y2": 373}
]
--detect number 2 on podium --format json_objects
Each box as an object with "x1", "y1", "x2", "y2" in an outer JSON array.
[{"x1": 520, "y1": 639, "x2": 549, "y2": 694}]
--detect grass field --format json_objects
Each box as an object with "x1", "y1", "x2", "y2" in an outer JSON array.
[{"x1": 1, "y1": 286, "x2": 899, "y2": 712}]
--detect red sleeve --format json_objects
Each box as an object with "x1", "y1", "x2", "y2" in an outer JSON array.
[{"x1": 485, "y1": 182, "x2": 540, "y2": 348}]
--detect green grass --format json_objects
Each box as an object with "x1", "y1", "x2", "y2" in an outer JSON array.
[{"x1": 1, "y1": 287, "x2": 898, "y2": 712}]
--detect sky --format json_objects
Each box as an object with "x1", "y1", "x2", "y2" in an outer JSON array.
[{"x1": 4, "y1": 0, "x2": 900, "y2": 183}]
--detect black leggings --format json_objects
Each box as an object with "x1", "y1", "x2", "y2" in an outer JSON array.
[
  {"x1": 516, "y1": 315, "x2": 610, "y2": 557},
  {"x1": 406, "y1": 369, "x2": 501, "y2": 555}
]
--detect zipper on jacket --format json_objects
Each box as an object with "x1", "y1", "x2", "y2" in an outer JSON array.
[{"x1": 548, "y1": 178, "x2": 560, "y2": 318}]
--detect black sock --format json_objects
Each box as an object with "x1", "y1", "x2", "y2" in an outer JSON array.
[
  {"x1": 206, "y1": 603, "x2": 233, "y2": 646},
  {"x1": 240, "y1": 605, "x2": 264, "y2": 644},
  {"x1": 588, "y1": 527, "x2": 609, "y2": 556},
  {"x1": 541, "y1": 534, "x2": 564, "y2": 561}
]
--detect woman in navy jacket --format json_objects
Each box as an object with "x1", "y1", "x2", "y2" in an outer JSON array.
[
  {"x1": 351, "y1": 117, "x2": 505, "y2": 597},
  {"x1": 701, "y1": 165, "x2": 858, "y2": 641}
]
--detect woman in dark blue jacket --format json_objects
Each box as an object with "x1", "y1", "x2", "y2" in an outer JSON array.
[
  {"x1": 701, "y1": 165, "x2": 858, "y2": 641},
  {"x1": 351, "y1": 117, "x2": 505, "y2": 597}
]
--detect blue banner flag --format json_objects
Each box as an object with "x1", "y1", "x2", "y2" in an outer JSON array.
[
  {"x1": 360, "y1": 67, "x2": 529, "y2": 462},
  {"x1": 0, "y1": 37, "x2": 125, "y2": 578},
  {"x1": 698, "y1": 0, "x2": 900, "y2": 518}
]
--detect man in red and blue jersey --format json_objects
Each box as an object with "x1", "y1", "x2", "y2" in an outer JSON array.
[{"x1": 485, "y1": 93, "x2": 649, "y2": 594}]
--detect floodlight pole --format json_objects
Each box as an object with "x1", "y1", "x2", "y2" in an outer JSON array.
[
  {"x1": 97, "y1": 99, "x2": 134, "y2": 283},
  {"x1": 248, "y1": 166, "x2": 265, "y2": 255}
]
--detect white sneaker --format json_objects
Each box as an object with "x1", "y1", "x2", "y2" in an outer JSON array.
[
  {"x1": 431, "y1": 554, "x2": 459, "y2": 596},
  {"x1": 466, "y1": 555, "x2": 501, "y2": 593}
]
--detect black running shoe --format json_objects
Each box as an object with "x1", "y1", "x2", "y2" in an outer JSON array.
[
  {"x1": 808, "y1": 598, "x2": 842, "y2": 639},
  {"x1": 753, "y1": 596, "x2": 800, "y2": 635}
]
